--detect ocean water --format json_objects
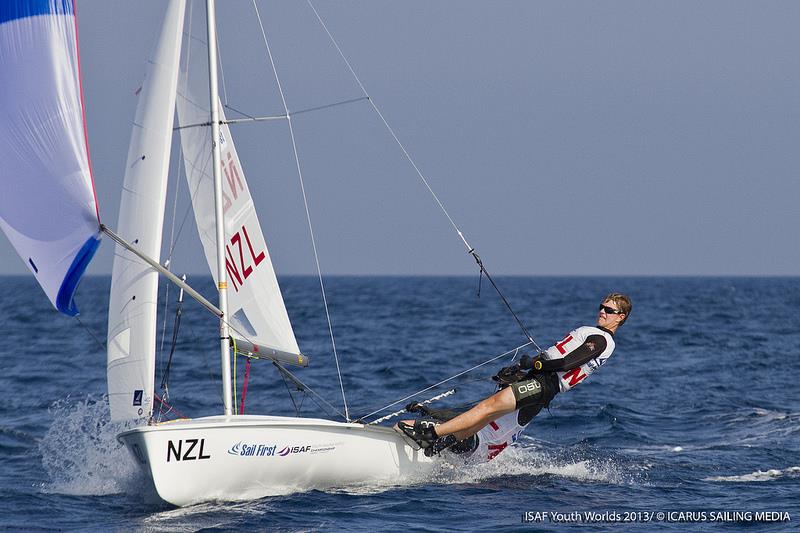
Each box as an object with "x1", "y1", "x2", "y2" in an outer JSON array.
[{"x1": 1, "y1": 275, "x2": 798, "y2": 531}]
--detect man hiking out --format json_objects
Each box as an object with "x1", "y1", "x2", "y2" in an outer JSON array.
[{"x1": 398, "y1": 293, "x2": 631, "y2": 461}]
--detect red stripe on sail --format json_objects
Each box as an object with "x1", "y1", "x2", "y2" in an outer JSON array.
[{"x1": 71, "y1": 0, "x2": 101, "y2": 224}]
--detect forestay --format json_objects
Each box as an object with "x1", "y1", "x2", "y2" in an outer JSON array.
[
  {"x1": 106, "y1": 0, "x2": 185, "y2": 422},
  {"x1": 176, "y1": 44, "x2": 302, "y2": 366},
  {"x1": 0, "y1": 0, "x2": 100, "y2": 316}
]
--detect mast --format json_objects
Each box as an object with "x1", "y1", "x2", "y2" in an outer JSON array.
[{"x1": 205, "y1": 0, "x2": 233, "y2": 415}]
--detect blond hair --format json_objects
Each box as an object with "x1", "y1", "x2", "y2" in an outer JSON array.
[{"x1": 604, "y1": 293, "x2": 632, "y2": 325}]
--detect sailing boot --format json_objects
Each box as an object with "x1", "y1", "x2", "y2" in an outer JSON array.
[
  {"x1": 424, "y1": 434, "x2": 478, "y2": 457},
  {"x1": 396, "y1": 420, "x2": 438, "y2": 449}
]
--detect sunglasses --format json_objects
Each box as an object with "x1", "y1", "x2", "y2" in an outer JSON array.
[{"x1": 599, "y1": 304, "x2": 624, "y2": 315}]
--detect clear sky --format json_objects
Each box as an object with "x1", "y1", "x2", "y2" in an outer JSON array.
[{"x1": 2, "y1": 0, "x2": 799, "y2": 276}]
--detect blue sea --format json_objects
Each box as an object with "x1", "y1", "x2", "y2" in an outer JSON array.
[{"x1": 1, "y1": 276, "x2": 798, "y2": 531}]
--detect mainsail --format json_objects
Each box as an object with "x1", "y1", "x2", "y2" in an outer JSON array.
[
  {"x1": 0, "y1": 0, "x2": 100, "y2": 316},
  {"x1": 176, "y1": 60, "x2": 303, "y2": 365},
  {"x1": 106, "y1": 0, "x2": 185, "y2": 422}
]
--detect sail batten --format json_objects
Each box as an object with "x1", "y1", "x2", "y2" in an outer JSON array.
[{"x1": 0, "y1": 0, "x2": 100, "y2": 316}]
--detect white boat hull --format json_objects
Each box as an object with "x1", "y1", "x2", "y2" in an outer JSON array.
[{"x1": 117, "y1": 415, "x2": 432, "y2": 506}]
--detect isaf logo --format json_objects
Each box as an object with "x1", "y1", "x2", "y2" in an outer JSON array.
[
  {"x1": 278, "y1": 445, "x2": 311, "y2": 456},
  {"x1": 167, "y1": 439, "x2": 211, "y2": 462}
]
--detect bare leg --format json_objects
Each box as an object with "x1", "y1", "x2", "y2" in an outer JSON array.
[{"x1": 434, "y1": 387, "x2": 516, "y2": 441}]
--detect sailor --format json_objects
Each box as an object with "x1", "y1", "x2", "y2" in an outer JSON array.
[{"x1": 397, "y1": 293, "x2": 631, "y2": 461}]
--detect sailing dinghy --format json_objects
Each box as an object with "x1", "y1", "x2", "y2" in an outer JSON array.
[
  {"x1": 2, "y1": 0, "x2": 540, "y2": 505},
  {"x1": 113, "y1": 0, "x2": 438, "y2": 505},
  {"x1": 1, "y1": 0, "x2": 433, "y2": 506}
]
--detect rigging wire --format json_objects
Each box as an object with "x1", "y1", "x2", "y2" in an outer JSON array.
[
  {"x1": 174, "y1": 97, "x2": 370, "y2": 131},
  {"x1": 279, "y1": 367, "x2": 302, "y2": 416},
  {"x1": 305, "y1": 0, "x2": 538, "y2": 349},
  {"x1": 470, "y1": 251, "x2": 543, "y2": 353},
  {"x1": 272, "y1": 361, "x2": 348, "y2": 420},
  {"x1": 162, "y1": 2, "x2": 201, "y2": 263},
  {"x1": 74, "y1": 315, "x2": 106, "y2": 352},
  {"x1": 368, "y1": 388, "x2": 456, "y2": 425},
  {"x1": 357, "y1": 341, "x2": 531, "y2": 423},
  {"x1": 159, "y1": 276, "x2": 185, "y2": 407},
  {"x1": 110, "y1": 220, "x2": 339, "y2": 419},
  {"x1": 232, "y1": 337, "x2": 238, "y2": 414},
  {"x1": 150, "y1": 3, "x2": 539, "y2": 422},
  {"x1": 306, "y1": 0, "x2": 470, "y2": 252},
  {"x1": 251, "y1": 0, "x2": 350, "y2": 422},
  {"x1": 216, "y1": 17, "x2": 229, "y2": 107},
  {"x1": 239, "y1": 356, "x2": 252, "y2": 414},
  {"x1": 184, "y1": 312, "x2": 226, "y2": 410},
  {"x1": 158, "y1": 138, "x2": 186, "y2": 383}
]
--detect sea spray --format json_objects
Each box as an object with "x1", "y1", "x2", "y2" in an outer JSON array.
[
  {"x1": 38, "y1": 395, "x2": 146, "y2": 496},
  {"x1": 429, "y1": 441, "x2": 644, "y2": 487}
]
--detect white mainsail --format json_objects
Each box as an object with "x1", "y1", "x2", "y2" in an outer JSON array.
[
  {"x1": 106, "y1": 0, "x2": 185, "y2": 422},
  {"x1": 0, "y1": 1, "x2": 100, "y2": 316},
  {"x1": 176, "y1": 73, "x2": 303, "y2": 365}
]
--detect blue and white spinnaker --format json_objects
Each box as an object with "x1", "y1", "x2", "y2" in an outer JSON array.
[{"x1": 0, "y1": 0, "x2": 100, "y2": 316}]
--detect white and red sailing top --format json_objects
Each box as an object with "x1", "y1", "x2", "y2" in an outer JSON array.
[
  {"x1": 470, "y1": 410, "x2": 527, "y2": 463},
  {"x1": 467, "y1": 325, "x2": 616, "y2": 462},
  {"x1": 541, "y1": 325, "x2": 616, "y2": 392}
]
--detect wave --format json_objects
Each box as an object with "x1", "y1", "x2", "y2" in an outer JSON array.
[
  {"x1": 325, "y1": 440, "x2": 643, "y2": 497},
  {"x1": 0, "y1": 426, "x2": 38, "y2": 454},
  {"x1": 137, "y1": 500, "x2": 273, "y2": 530},
  {"x1": 436, "y1": 445, "x2": 636, "y2": 485},
  {"x1": 704, "y1": 466, "x2": 800, "y2": 483},
  {"x1": 721, "y1": 407, "x2": 800, "y2": 425}
]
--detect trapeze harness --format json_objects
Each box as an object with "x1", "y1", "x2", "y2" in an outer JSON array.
[{"x1": 459, "y1": 325, "x2": 616, "y2": 462}]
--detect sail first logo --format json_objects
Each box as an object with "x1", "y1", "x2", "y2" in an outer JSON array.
[
  {"x1": 227, "y1": 442, "x2": 338, "y2": 458},
  {"x1": 228, "y1": 441, "x2": 277, "y2": 457}
]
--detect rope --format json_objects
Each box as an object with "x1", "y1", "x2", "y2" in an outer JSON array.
[
  {"x1": 154, "y1": 393, "x2": 187, "y2": 420},
  {"x1": 272, "y1": 361, "x2": 348, "y2": 420},
  {"x1": 470, "y1": 251, "x2": 542, "y2": 352},
  {"x1": 146, "y1": 2, "x2": 539, "y2": 423},
  {"x1": 182, "y1": 312, "x2": 225, "y2": 410},
  {"x1": 279, "y1": 365, "x2": 301, "y2": 416},
  {"x1": 368, "y1": 389, "x2": 456, "y2": 425},
  {"x1": 232, "y1": 337, "x2": 238, "y2": 414},
  {"x1": 358, "y1": 341, "x2": 531, "y2": 422},
  {"x1": 306, "y1": 0, "x2": 539, "y2": 348},
  {"x1": 158, "y1": 283, "x2": 184, "y2": 406},
  {"x1": 158, "y1": 134, "x2": 186, "y2": 389},
  {"x1": 216, "y1": 19, "x2": 229, "y2": 106},
  {"x1": 306, "y1": 0, "x2": 471, "y2": 253},
  {"x1": 252, "y1": 0, "x2": 350, "y2": 421},
  {"x1": 176, "y1": 97, "x2": 371, "y2": 131},
  {"x1": 240, "y1": 357, "x2": 252, "y2": 414},
  {"x1": 74, "y1": 315, "x2": 106, "y2": 352}
]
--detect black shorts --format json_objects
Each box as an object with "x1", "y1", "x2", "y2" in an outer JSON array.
[{"x1": 511, "y1": 372, "x2": 559, "y2": 425}]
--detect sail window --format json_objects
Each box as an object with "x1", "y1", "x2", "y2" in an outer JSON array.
[
  {"x1": 232, "y1": 308, "x2": 258, "y2": 337},
  {"x1": 108, "y1": 328, "x2": 131, "y2": 363}
]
